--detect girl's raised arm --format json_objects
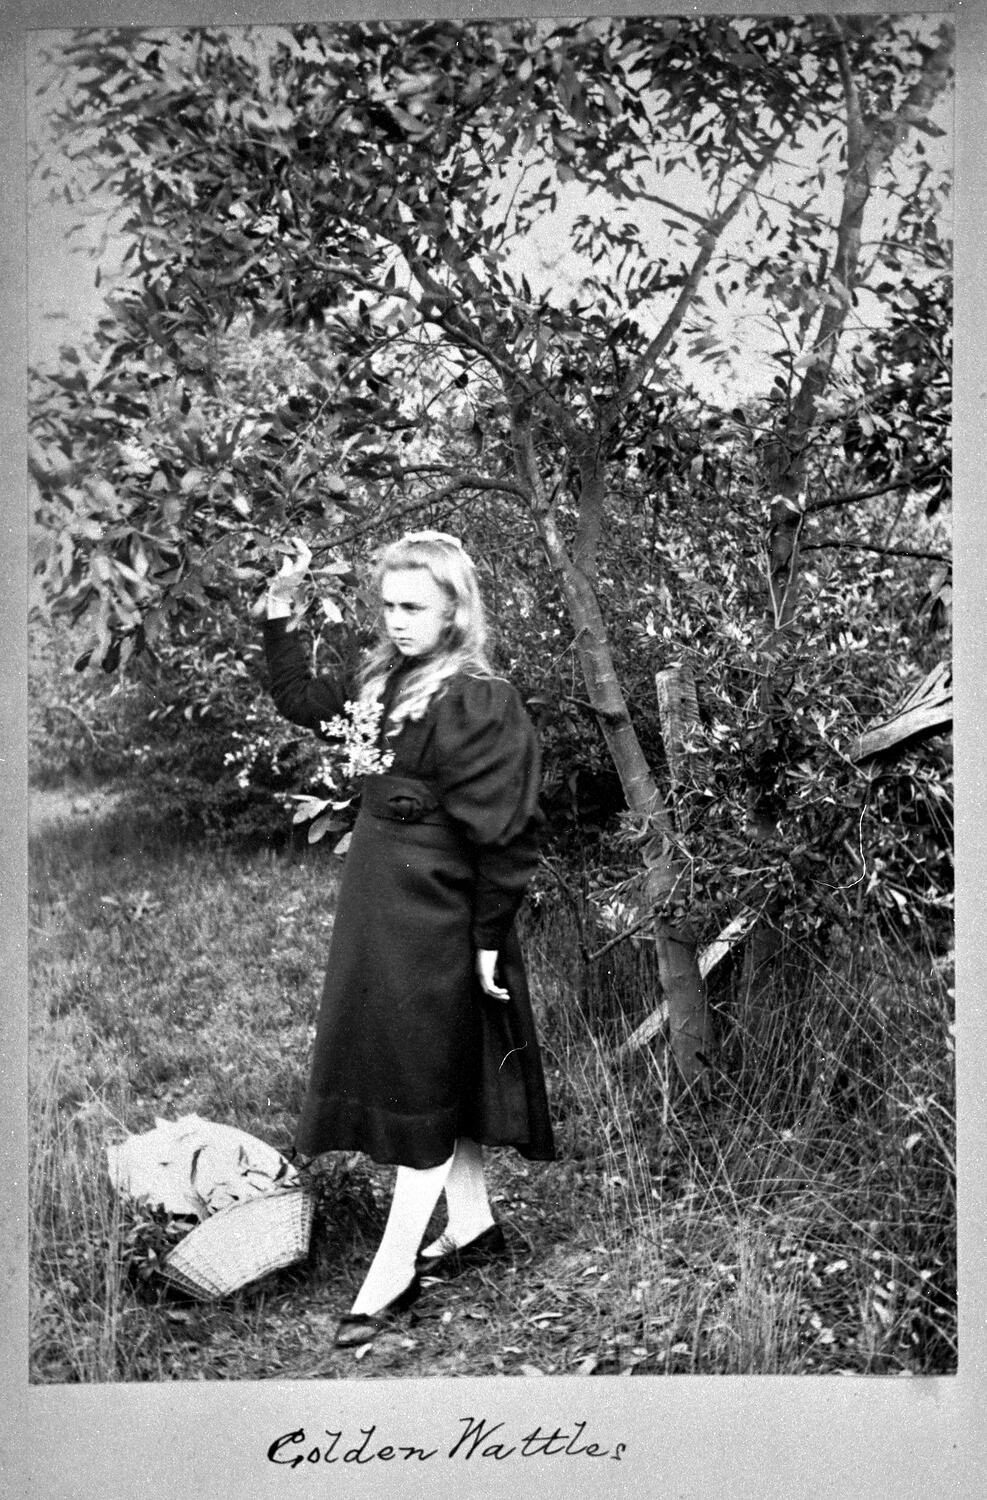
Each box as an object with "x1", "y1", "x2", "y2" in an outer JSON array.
[{"x1": 262, "y1": 538, "x2": 349, "y2": 728}]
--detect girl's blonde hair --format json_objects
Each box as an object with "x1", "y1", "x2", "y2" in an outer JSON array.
[{"x1": 359, "y1": 531, "x2": 492, "y2": 730}]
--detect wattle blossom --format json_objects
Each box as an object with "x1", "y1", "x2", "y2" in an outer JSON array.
[{"x1": 320, "y1": 698, "x2": 395, "y2": 780}]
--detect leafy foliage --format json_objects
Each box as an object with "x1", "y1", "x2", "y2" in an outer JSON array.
[
  {"x1": 32, "y1": 16, "x2": 950, "y2": 652},
  {"x1": 29, "y1": 17, "x2": 952, "y2": 984}
]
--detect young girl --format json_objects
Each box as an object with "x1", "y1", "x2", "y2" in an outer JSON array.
[{"x1": 264, "y1": 532, "x2": 554, "y2": 1348}]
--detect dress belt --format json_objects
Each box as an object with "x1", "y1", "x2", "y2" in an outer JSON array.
[{"x1": 361, "y1": 773, "x2": 454, "y2": 827}]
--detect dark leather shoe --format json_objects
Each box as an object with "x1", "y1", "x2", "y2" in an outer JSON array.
[
  {"x1": 333, "y1": 1274, "x2": 421, "y2": 1349},
  {"x1": 416, "y1": 1223, "x2": 507, "y2": 1280}
]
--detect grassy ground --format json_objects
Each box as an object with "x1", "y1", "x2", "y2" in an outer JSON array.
[{"x1": 28, "y1": 788, "x2": 956, "y2": 1381}]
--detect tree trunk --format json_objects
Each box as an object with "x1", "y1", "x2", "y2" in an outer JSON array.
[
  {"x1": 744, "y1": 492, "x2": 805, "y2": 1003},
  {"x1": 535, "y1": 502, "x2": 711, "y2": 1093},
  {"x1": 649, "y1": 662, "x2": 712, "y2": 1080},
  {"x1": 743, "y1": 19, "x2": 954, "y2": 1017}
]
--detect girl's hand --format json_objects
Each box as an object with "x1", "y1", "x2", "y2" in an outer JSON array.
[
  {"x1": 265, "y1": 537, "x2": 313, "y2": 617},
  {"x1": 476, "y1": 949, "x2": 509, "y2": 1003}
]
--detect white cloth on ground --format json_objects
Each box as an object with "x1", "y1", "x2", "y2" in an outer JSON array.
[{"x1": 105, "y1": 1114, "x2": 297, "y2": 1218}]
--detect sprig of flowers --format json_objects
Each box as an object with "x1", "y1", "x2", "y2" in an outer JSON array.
[
  {"x1": 289, "y1": 698, "x2": 394, "y2": 847},
  {"x1": 320, "y1": 698, "x2": 395, "y2": 779}
]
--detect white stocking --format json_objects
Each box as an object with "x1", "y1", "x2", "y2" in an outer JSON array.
[
  {"x1": 349, "y1": 1152, "x2": 454, "y2": 1316},
  {"x1": 419, "y1": 1136, "x2": 494, "y2": 1258}
]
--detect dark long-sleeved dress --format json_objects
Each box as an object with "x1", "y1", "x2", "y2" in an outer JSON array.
[{"x1": 264, "y1": 618, "x2": 555, "y2": 1170}]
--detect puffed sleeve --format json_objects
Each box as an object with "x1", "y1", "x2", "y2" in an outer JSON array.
[
  {"x1": 263, "y1": 617, "x2": 350, "y2": 731},
  {"x1": 432, "y1": 676, "x2": 543, "y2": 950}
]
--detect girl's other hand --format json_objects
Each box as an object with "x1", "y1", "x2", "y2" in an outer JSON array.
[{"x1": 476, "y1": 949, "x2": 509, "y2": 1003}]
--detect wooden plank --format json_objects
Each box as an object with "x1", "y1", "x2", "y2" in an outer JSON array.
[
  {"x1": 895, "y1": 660, "x2": 950, "y2": 713},
  {"x1": 618, "y1": 1001, "x2": 669, "y2": 1055},
  {"x1": 617, "y1": 908, "x2": 756, "y2": 1057},
  {"x1": 851, "y1": 661, "x2": 952, "y2": 763}
]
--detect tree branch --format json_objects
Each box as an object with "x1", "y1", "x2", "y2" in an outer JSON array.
[
  {"x1": 775, "y1": 17, "x2": 954, "y2": 493},
  {"x1": 608, "y1": 133, "x2": 786, "y2": 418},
  {"x1": 806, "y1": 469, "x2": 944, "y2": 513},
  {"x1": 395, "y1": 464, "x2": 526, "y2": 499},
  {"x1": 397, "y1": 236, "x2": 521, "y2": 387},
  {"x1": 315, "y1": 477, "x2": 515, "y2": 553},
  {"x1": 630, "y1": 187, "x2": 710, "y2": 228},
  {"x1": 803, "y1": 540, "x2": 950, "y2": 563}
]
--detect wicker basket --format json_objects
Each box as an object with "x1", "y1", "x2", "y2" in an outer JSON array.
[{"x1": 161, "y1": 1187, "x2": 314, "y2": 1300}]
